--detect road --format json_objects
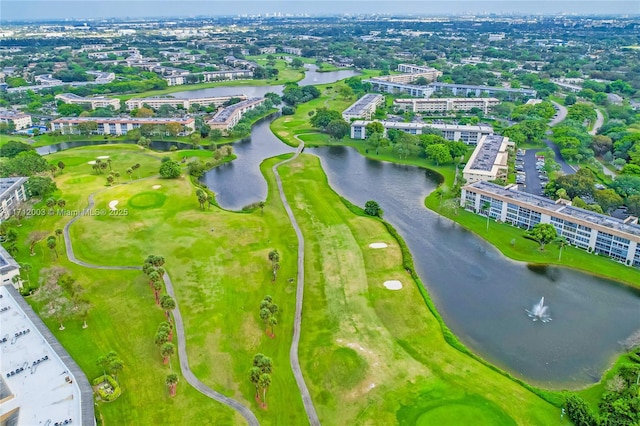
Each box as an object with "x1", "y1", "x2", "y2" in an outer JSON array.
[
  {"x1": 549, "y1": 101, "x2": 568, "y2": 127},
  {"x1": 63, "y1": 182, "x2": 260, "y2": 426},
  {"x1": 589, "y1": 109, "x2": 604, "y2": 136},
  {"x1": 272, "y1": 143, "x2": 321, "y2": 426},
  {"x1": 522, "y1": 150, "x2": 543, "y2": 196}
]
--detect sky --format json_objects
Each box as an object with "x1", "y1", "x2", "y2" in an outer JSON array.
[{"x1": 1, "y1": 0, "x2": 639, "y2": 21}]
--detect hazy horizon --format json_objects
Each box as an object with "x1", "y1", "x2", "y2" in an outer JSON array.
[{"x1": 2, "y1": 1, "x2": 639, "y2": 22}]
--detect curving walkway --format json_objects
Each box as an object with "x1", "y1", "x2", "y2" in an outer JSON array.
[
  {"x1": 272, "y1": 143, "x2": 321, "y2": 426},
  {"x1": 62, "y1": 182, "x2": 260, "y2": 426},
  {"x1": 589, "y1": 108, "x2": 604, "y2": 136}
]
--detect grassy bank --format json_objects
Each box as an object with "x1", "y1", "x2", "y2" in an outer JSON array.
[{"x1": 278, "y1": 153, "x2": 563, "y2": 425}]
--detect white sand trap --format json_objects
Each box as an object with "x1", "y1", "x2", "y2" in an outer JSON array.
[
  {"x1": 87, "y1": 160, "x2": 97, "y2": 165},
  {"x1": 97, "y1": 155, "x2": 110, "y2": 159},
  {"x1": 383, "y1": 280, "x2": 403, "y2": 290},
  {"x1": 152, "y1": 185, "x2": 162, "y2": 190},
  {"x1": 108, "y1": 200, "x2": 119, "y2": 211},
  {"x1": 369, "y1": 242, "x2": 388, "y2": 249}
]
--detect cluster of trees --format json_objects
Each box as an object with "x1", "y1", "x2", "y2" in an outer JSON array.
[
  {"x1": 510, "y1": 101, "x2": 556, "y2": 122},
  {"x1": 195, "y1": 188, "x2": 214, "y2": 210},
  {"x1": 142, "y1": 255, "x2": 167, "y2": 305},
  {"x1": 309, "y1": 107, "x2": 350, "y2": 140},
  {"x1": 565, "y1": 348, "x2": 640, "y2": 426},
  {"x1": 96, "y1": 351, "x2": 124, "y2": 383},
  {"x1": 501, "y1": 119, "x2": 548, "y2": 146},
  {"x1": 282, "y1": 83, "x2": 320, "y2": 107},
  {"x1": 32, "y1": 266, "x2": 92, "y2": 330},
  {"x1": 259, "y1": 295, "x2": 278, "y2": 337},
  {"x1": 0, "y1": 146, "x2": 50, "y2": 178},
  {"x1": 249, "y1": 353, "x2": 273, "y2": 408},
  {"x1": 159, "y1": 158, "x2": 182, "y2": 179}
]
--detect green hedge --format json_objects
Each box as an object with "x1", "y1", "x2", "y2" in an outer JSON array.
[{"x1": 92, "y1": 374, "x2": 122, "y2": 402}]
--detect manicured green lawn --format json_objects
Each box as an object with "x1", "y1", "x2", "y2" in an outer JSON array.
[
  {"x1": 12, "y1": 144, "x2": 308, "y2": 424},
  {"x1": 277, "y1": 154, "x2": 562, "y2": 425}
]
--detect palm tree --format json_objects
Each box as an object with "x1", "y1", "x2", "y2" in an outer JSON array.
[
  {"x1": 555, "y1": 236, "x2": 569, "y2": 261},
  {"x1": 268, "y1": 316, "x2": 278, "y2": 337},
  {"x1": 106, "y1": 351, "x2": 124, "y2": 382},
  {"x1": 268, "y1": 250, "x2": 280, "y2": 281},
  {"x1": 258, "y1": 373, "x2": 271, "y2": 406},
  {"x1": 161, "y1": 342, "x2": 175, "y2": 365},
  {"x1": 107, "y1": 158, "x2": 112, "y2": 171},
  {"x1": 106, "y1": 175, "x2": 114, "y2": 186},
  {"x1": 152, "y1": 279, "x2": 163, "y2": 305},
  {"x1": 50, "y1": 165, "x2": 58, "y2": 178},
  {"x1": 196, "y1": 189, "x2": 206, "y2": 210},
  {"x1": 160, "y1": 295, "x2": 176, "y2": 322},
  {"x1": 166, "y1": 373, "x2": 179, "y2": 397},
  {"x1": 57, "y1": 199, "x2": 66, "y2": 208},
  {"x1": 55, "y1": 228, "x2": 63, "y2": 241},
  {"x1": 155, "y1": 329, "x2": 169, "y2": 347},
  {"x1": 46, "y1": 236, "x2": 57, "y2": 259},
  {"x1": 249, "y1": 367, "x2": 262, "y2": 399},
  {"x1": 46, "y1": 197, "x2": 57, "y2": 209},
  {"x1": 114, "y1": 171, "x2": 121, "y2": 184},
  {"x1": 18, "y1": 263, "x2": 32, "y2": 286},
  {"x1": 127, "y1": 168, "x2": 133, "y2": 181},
  {"x1": 258, "y1": 201, "x2": 265, "y2": 216},
  {"x1": 481, "y1": 201, "x2": 491, "y2": 231},
  {"x1": 134, "y1": 163, "x2": 141, "y2": 179},
  {"x1": 11, "y1": 274, "x2": 21, "y2": 289}
]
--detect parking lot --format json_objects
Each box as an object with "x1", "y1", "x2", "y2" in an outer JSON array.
[{"x1": 515, "y1": 149, "x2": 549, "y2": 196}]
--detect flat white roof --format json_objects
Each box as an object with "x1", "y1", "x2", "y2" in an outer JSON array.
[{"x1": 0, "y1": 286, "x2": 93, "y2": 425}]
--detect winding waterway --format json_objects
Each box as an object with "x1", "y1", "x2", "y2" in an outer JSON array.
[
  {"x1": 38, "y1": 69, "x2": 640, "y2": 389},
  {"x1": 202, "y1": 119, "x2": 640, "y2": 389}
]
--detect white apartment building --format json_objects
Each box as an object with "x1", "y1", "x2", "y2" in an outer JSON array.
[
  {"x1": 461, "y1": 181, "x2": 640, "y2": 267},
  {"x1": 342, "y1": 94, "x2": 384, "y2": 121},
  {"x1": 364, "y1": 79, "x2": 434, "y2": 97},
  {"x1": 207, "y1": 98, "x2": 265, "y2": 132},
  {"x1": 282, "y1": 46, "x2": 303, "y2": 56},
  {"x1": 0, "y1": 177, "x2": 28, "y2": 220},
  {"x1": 350, "y1": 120, "x2": 493, "y2": 144},
  {"x1": 394, "y1": 97, "x2": 500, "y2": 114},
  {"x1": 396, "y1": 64, "x2": 442, "y2": 81},
  {"x1": 50, "y1": 117, "x2": 196, "y2": 136},
  {"x1": 164, "y1": 70, "x2": 253, "y2": 86},
  {"x1": 0, "y1": 111, "x2": 32, "y2": 130},
  {"x1": 55, "y1": 93, "x2": 121, "y2": 110},
  {"x1": 462, "y1": 135, "x2": 514, "y2": 183},
  {"x1": 125, "y1": 95, "x2": 247, "y2": 111}
]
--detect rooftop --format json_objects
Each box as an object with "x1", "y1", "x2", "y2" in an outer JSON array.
[
  {"x1": 351, "y1": 120, "x2": 494, "y2": 133},
  {"x1": 468, "y1": 181, "x2": 640, "y2": 238},
  {"x1": 342, "y1": 94, "x2": 383, "y2": 116},
  {"x1": 208, "y1": 98, "x2": 264, "y2": 124},
  {"x1": 0, "y1": 177, "x2": 27, "y2": 199},
  {"x1": 0, "y1": 285, "x2": 93, "y2": 426},
  {"x1": 430, "y1": 81, "x2": 536, "y2": 94},
  {"x1": 0, "y1": 245, "x2": 19, "y2": 275},
  {"x1": 52, "y1": 116, "x2": 194, "y2": 124},
  {"x1": 469, "y1": 134, "x2": 509, "y2": 171}
]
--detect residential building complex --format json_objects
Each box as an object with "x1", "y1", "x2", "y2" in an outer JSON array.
[
  {"x1": 0, "y1": 111, "x2": 32, "y2": 130},
  {"x1": 394, "y1": 97, "x2": 500, "y2": 114},
  {"x1": 342, "y1": 94, "x2": 384, "y2": 121},
  {"x1": 0, "y1": 284, "x2": 95, "y2": 425},
  {"x1": 429, "y1": 82, "x2": 536, "y2": 98},
  {"x1": 397, "y1": 64, "x2": 441, "y2": 76},
  {"x1": 462, "y1": 134, "x2": 514, "y2": 183},
  {"x1": 0, "y1": 177, "x2": 28, "y2": 220},
  {"x1": 50, "y1": 117, "x2": 196, "y2": 135},
  {"x1": 164, "y1": 70, "x2": 253, "y2": 86},
  {"x1": 207, "y1": 98, "x2": 265, "y2": 132},
  {"x1": 350, "y1": 120, "x2": 493, "y2": 144},
  {"x1": 0, "y1": 245, "x2": 20, "y2": 287},
  {"x1": 461, "y1": 181, "x2": 640, "y2": 267},
  {"x1": 282, "y1": 46, "x2": 303, "y2": 55},
  {"x1": 55, "y1": 93, "x2": 121, "y2": 110},
  {"x1": 363, "y1": 79, "x2": 435, "y2": 97},
  {"x1": 125, "y1": 94, "x2": 247, "y2": 111}
]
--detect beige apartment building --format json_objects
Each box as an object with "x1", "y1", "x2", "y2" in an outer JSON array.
[
  {"x1": 462, "y1": 134, "x2": 514, "y2": 183},
  {"x1": 125, "y1": 95, "x2": 247, "y2": 111},
  {"x1": 342, "y1": 94, "x2": 384, "y2": 121},
  {"x1": 207, "y1": 98, "x2": 265, "y2": 132},
  {"x1": 393, "y1": 97, "x2": 500, "y2": 114},
  {"x1": 50, "y1": 117, "x2": 196, "y2": 135},
  {"x1": 0, "y1": 111, "x2": 32, "y2": 130},
  {"x1": 55, "y1": 93, "x2": 121, "y2": 110}
]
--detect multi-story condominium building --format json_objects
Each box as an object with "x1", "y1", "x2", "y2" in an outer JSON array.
[
  {"x1": 394, "y1": 97, "x2": 500, "y2": 114},
  {"x1": 34, "y1": 74, "x2": 63, "y2": 85},
  {"x1": 429, "y1": 82, "x2": 536, "y2": 99},
  {"x1": 363, "y1": 79, "x2": 434, "y2": 97},
  {"x1": 350, "y1": 120, "x2": 493, "y2": 144},
  {"x1": 342, "y1": 94, "x2": 385, "y2": 121},
  {"x1": 461, "y1": 181, "x2": 640, "y2": 267},
  {"x1": 462, "y1": 135, "x2": 514, "y2": 183},
  {"x1": 396, "y1": 64, "x2": 442, "y2": 81},
  {"x1": 0, "y1": 245, "x2": 20, "y2": 286},
  {"x1": 125, "y1": 95, "x2": 247, "y2": 111},
  {"x1": 207, "y1": 98, "x2": 265, "y2": 132},
  {"x1": 50, "y1": 117, "x2": 196, "y2": 136},
  {"x1": 260, "y1": 47, "x2": 277, "y2": 54},
  {"x1": 282, "y1": 46, "x2": 303, "y2": 56},
  {"x1": 0, "y1": 111, "x2": 32, "y2": 130},
  {"x1": 164, "y1": 70, "x2": 253, "y2": 86},
  {"x1": 373, "y1": 71, "x2": 441, "y2": 85},
  {"x1": 55, "y1": 93, "x2": 121, "y2": 110},
  {"x1": 223, "y1": 56, "x2": 260, "y2": 70},
  {"x1": 0, "y1": 177, "x2": 28, "y2": 220}
]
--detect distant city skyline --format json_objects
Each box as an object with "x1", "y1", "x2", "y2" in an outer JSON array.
[{"x1": 2, "y1": 1, "x2": 639, "y2": 22}]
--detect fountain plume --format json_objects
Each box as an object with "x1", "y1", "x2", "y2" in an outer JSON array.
[{"x1": 526, "y1": 297, "x2": 552, "y2": 323}]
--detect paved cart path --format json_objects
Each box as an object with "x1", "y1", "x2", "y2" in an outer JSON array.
[
  {"x1": 272, "y1": 143, "x2": 321, "y2": 426},
  {"x1": 63, "y1": 181, "x2": 260, "y2": 426}
]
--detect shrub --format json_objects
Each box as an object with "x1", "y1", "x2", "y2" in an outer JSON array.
[{"x1": 92, "y1": 375, "x2": 122, "y2": 402}]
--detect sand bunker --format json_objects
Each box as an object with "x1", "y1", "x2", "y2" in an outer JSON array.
[
  {"x1": 87, "y1": 160, "x2": 97, "y2": 165},
  {"x1": 383, "y1": 280, "x2": 403, "y2": 290},
  {"x1": 368, "y1": 242, "x2": 388, "y2": 249},
  {"x1": 152, "y1": 185, "x2": 162, "y2": 189},
  {"x1": 108, "y1": 200, "x2": 119, "y2": 211},
  {"x1": 97, "y1": 155, "x2": 110, "y2": 159}
]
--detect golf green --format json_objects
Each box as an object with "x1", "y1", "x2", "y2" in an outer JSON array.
[{"x1": 128, "y1": 191, "x2": 167, "y2": 209}]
